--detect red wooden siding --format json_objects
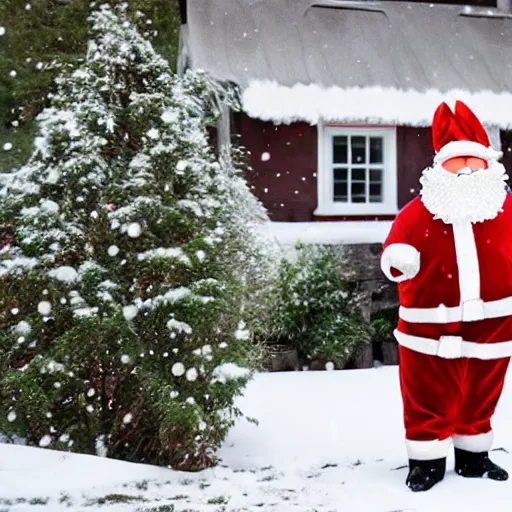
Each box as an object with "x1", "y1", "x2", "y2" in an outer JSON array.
[
  {"x1": 396, "y1": 127, "x2": 433, "y2": 207},
  {"x1": 233, "y1": 112, "x2": 509, "y2": 221},
  {"x1": 501, "y1": 130, "x2": 512, "y2": 177},
  {"x1": 232, "y1": 112, "x2": 318, "y2": 222}
]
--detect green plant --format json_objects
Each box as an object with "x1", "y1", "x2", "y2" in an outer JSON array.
[
  {"x1": 0, "y1": 0, "x2": 181, "y2": 174},
  {"x1": 270, "y1": 245, "x2": 372, "y2": 368},
  {"x1": 370, "y1": 307, "x2": 398, "y2": 342},
  {"x1": 0, "y1": 6, "x2": 267, "y2": 470}
]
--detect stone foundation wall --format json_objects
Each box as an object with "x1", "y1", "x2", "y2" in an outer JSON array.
[{"x1": 334, "y1": 243, "x2": 399, "y2": 369}]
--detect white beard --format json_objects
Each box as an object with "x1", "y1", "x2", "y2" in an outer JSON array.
[{"x1": 419, "y1": 160, "x2": 509, "y2": 225}]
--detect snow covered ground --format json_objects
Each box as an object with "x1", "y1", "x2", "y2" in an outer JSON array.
[{"x1": 2, "y1": 366, "x2": 512, "y2": 511}]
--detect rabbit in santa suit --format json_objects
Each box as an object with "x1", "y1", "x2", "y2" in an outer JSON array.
[{"x1": 381, "y1": 101, "x2": 512, "y2": 492}]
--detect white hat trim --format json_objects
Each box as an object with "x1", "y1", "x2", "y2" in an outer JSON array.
[{"x1": 434, "y1": 140, "x2": 502, "y2": 165}]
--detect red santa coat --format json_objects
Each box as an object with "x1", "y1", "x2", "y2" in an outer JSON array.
[{"x1": 382, "y1": 194, "x2": 512, "y2": 360}]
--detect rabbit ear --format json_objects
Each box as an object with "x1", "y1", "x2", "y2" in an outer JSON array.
[
  {"x1": 454, "y1": 100, "x2": 489, "y2": 147},
  {"x1": 432, "y1": 102, "x2": 458, "y2": 152}
]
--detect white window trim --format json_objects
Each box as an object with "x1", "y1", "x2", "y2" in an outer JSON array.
[{"x1": 314, "y1": 122, "x2": 398, "y2": 216}]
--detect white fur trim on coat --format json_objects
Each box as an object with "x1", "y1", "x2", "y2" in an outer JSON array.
[
  {"x1": 452, "y1": 431, "x2": 493, "y2": 453},
  {"x1": 406, "y1": 437, "x2": 452, "y2": 461},
  {"x1": 380, "y1": 243, "x2": 420, "y2": 283},
  {"x1": 434, "y1": 140, "x2": 502, "y2": 165}
]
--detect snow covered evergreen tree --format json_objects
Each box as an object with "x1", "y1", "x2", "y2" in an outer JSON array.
[{"x1": 0, "y1": 5, "x2": 272, "y2": 470}]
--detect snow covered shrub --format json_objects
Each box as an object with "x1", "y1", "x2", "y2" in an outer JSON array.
[
  {"x1": 220, "y1": 144, "x2": 281, "y2": 344},
  {"x1": 0, "y1": 6, "x2": 269, "y2": 470},
  {"x1": 270, "y1": 245, "x2": 372, "y2": 368}
]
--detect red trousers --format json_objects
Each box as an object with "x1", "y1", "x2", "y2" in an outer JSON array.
[{"x1": 399, "y1": 346, "x2": 510, "y2": 460}]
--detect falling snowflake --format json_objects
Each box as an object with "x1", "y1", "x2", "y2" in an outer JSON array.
[
  {"x1": 171, "y1": 362, "x2": 185, "y2": 377},
  {"x1": 261, "y1": 152, "x2": 271, "y2": 161},
  {"x1": 3, "y1": 142, "x2": 13, "y2": 151},
  {"x1": 127, "y1": 222, "x2": 142, "y2": 238},
  {"x1": 9, "y1": 70, "x2": 16, "y2": 78},
  {"x1": 121, "y1": 354, "x2": 131, "y2": 364},
  {"x1": 37, "y1": 301, "x2": 52, "y2": 316},
  {"x1": 14, "y1": 321, "x2": 31, "y2": 334},
  {"x1": 0, "y1": 27, "x2": 5, "y2": 36},
  {"x1": 123, "y1": 413, "x2": 133, "y2": 424},
  {"x1": 186, "y1": 367, "x2": 198, "y2": 382},
  {"x1": 108, "y1": 245, "x2": 120, "y2": 256},
  {"x1": 7, "y1": 411, "x2": 16, "y2": 423},
  {"x1": 325, "y1": 361, "x2": 335, "y2": 371}
]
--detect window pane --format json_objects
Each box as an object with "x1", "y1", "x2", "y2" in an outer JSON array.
[
  {"x1": 334, "y1": 181, "x2": 348, "y2": 202},
  {"x1": 352, "y1": 168, "x2": 366, "y2": 182},
  {"x1": 351, "y1": 182, "x2": 366, "y2": 203},
  {"x1": 370, "y1": 168, "x2": 382, "y2": 183},
  {"x1": 333, "y1": 136, "x2": 348, "y2": 164},
  {"x1": 370, "y1": 182, "x2": 383, "y2": 202},
  {"x1": 333, "y1": 168, "x2": 347, "y2": 181},
  {"x1": 370, "y1": 137, "x2": 383, "y2": 164},
  {"x1": 351, "y1": 136, "x2": 366, "y2": 164}
]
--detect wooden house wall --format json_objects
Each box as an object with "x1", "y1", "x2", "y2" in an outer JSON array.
[
  {"x1": 232, "y1": 112, "x2": 440, "y2": 222},
  {"x1": 232, "y1": 113, "x2": 318, "y2": 222}
]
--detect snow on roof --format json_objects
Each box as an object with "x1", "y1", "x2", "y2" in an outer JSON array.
[
  {"x1": 241, "y1": 82, "x2": 512, "y2": 128},
  {"x1": 257, "y1": 220, "x2": 392, "y2": 246},
  {"x1": 184, "y1": 0, "x2": 512, "y2": 127}
]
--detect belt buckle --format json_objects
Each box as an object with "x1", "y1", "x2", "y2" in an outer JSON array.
[{"x1": 437, "y1": 335, "x2": 463, "y2": 359}]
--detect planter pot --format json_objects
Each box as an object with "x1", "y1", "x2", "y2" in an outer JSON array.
[{"x1": 265, "y1": 344, "x2": 300, "y2": 372}]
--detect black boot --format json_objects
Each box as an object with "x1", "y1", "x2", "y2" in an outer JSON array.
[
  {"x1": 406, "y1": 458, "x2": 446, "y2": 492},
  {"x1": 455, "y1": 448, "x2": 508, "y2": 480}
]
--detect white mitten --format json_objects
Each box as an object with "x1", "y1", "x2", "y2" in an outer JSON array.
[{"x1": 381, "y1": 243, "x2": 420, "y2": 283}]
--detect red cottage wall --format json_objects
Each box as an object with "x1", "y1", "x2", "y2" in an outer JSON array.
[
  {"x1": 234, "y1": 114, "x2": 510, "y2": 221},
  {"x1": 501, "y1": 130, "x2": 512, "y2": 177},
  {"x1": 396, "y1": 127, "x2": 433, "y2": 207},
  {"x1": 232, "y1": 113, "x2": 318, "y2": 222}
]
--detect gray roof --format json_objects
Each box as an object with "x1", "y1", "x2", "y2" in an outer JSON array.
[{"x1": 184, "y1": 0, "x2": 512, "y2": 94}]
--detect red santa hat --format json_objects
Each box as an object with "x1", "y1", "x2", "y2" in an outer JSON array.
[{"x1": 432, "y1": 100, "x2": 502, "y2": 165}]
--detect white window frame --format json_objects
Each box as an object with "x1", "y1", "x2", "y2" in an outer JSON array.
[{"x1": 314, "y1": 122, "x2": 398, "y2": 216}]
